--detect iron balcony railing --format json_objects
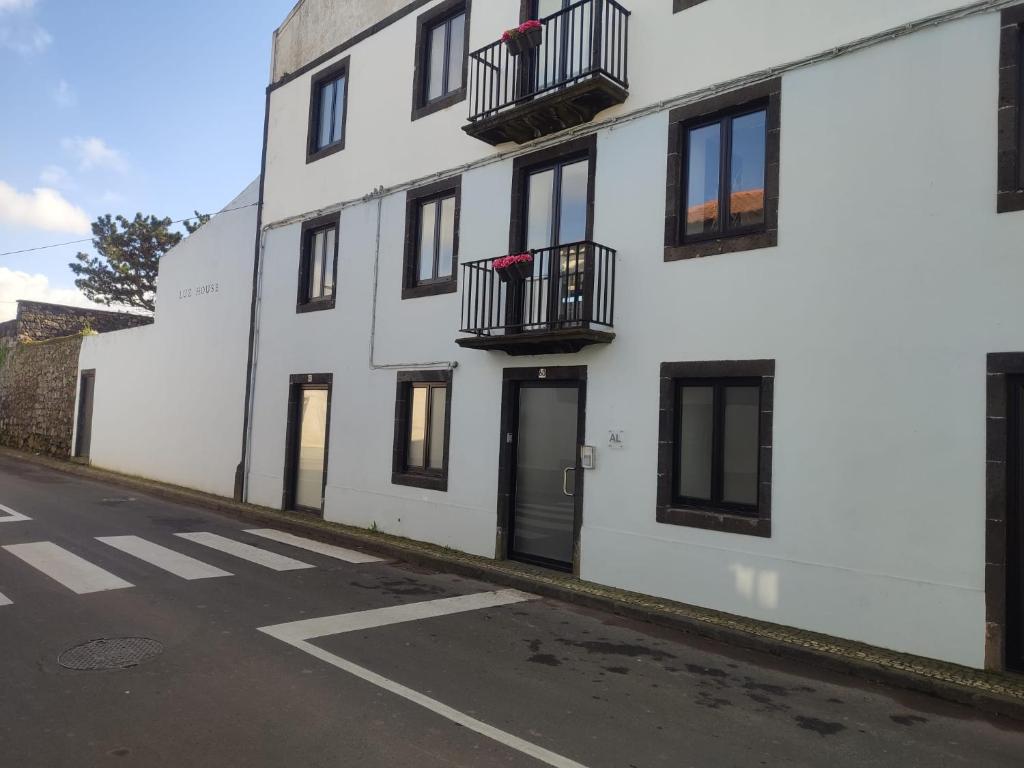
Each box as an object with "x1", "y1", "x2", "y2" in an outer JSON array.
[
  {"x1": 467, "y1": 0, "x2": 630, "y2": 123},
  {"x1": 460, "y1": 241, "x2": 616, "y2": 337}
]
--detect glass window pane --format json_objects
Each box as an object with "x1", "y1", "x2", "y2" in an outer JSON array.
[
  {"x1": 323, "y1": 227, "x2": 335, "y2": 297},
  {"x1": 526, "y1": 169, "x2": 555, "y2": 250},
  {"x1": 678, "y1": 386, "x2": 714, "y2": 500},
  {"x1": 309, "y1": 231, "x2": 324, "y2": 299},
  {"x1": 295, "y1": 389, "x2": 328, "y2": 509},
  {"x1": 318, "y1": 82, "x2": 334, "y2": 150},
  {"x1": 428, "y1": 386, "x2": 447, "y2": 470},
  {"x1": 447, "y1": 13, "x2": 465, "y2": 92},
  {"x1": 427, "y1": 23, "x2": 446, "y2": 101},
  {"x1": 418, "y1": 201, "x2": 437, "y2": 282},
  {"x1": 558, "y1": 160, "x2": 588, "y2": 245},
  {"x1": 407, "y1": 387, "x2": 427, "y2": 469},
  {"x1": 722, "y1": 386, "x2": 760, "y2": 505},
  {"x1": 685, "y1": 122, "x2": 722, "y2": 237},
  {"x1": 437, "y1": 196, "x2": 456, "y2": 279},
  {"x1": 331, "y1": 77, "x2": 346, "y2": 145},
  {"x1": 729, "y1": 110, "x2": 767, "y2": 230}
]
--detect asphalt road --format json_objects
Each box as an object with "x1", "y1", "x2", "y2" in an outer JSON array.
[{"x1": 0, "y1": 453, "x2": 1022, "y2": 767}]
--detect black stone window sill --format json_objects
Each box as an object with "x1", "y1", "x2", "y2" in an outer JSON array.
[
  {"x1": 402, "y1": 279, "x2": 457, "y2": 300},
  {"x1": 665, "y1": 229, "x2": 777, "y2": 262},
  {"x1": 657, "y1": 505, "x2": 771, "y2": 538},
  {"x1": 412, "y1": 88, "x2": 467, "y2": 122},
  {"x1": 392, "y1": 471, "x2": 448, "y2": 492},
  {"x1": 296, "y1": 298, "x2": 336, "y2": 314},
  {"x1": 997, "y1": 190, "x2": 1024, "y2": 214},
  {"x1": 673, "y1": 0, "x2": 710, "y2": 11},
  {"x1": 306, "y1": 140, "x2": 346, "y2": 165}
]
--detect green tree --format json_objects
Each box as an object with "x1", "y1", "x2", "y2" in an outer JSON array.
[{"x1": 69, "y1": 211, "x2": 210, "y2": 313}]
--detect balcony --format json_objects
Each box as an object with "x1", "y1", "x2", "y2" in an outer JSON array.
[
  {"x1": 463, "y1": 0, "x2": 630, "y2": 146},
  {"x1": 456, "y1": 241, "x2": 616, "y2": 355}
]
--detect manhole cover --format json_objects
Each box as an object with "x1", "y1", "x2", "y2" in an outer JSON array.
[{"x1": 58, "y1": 637, "x2": 163, "y2": 671}]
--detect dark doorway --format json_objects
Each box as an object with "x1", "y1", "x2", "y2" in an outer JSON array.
[
  {"x1": 502, "y1": 367, "x2": 586, "y2": 572},
  {"x1": 74, "y1": 370, "x2": 95, "y2": 460},
  {"x1": 1008, "y1": 378, "x2": 1024, "y2": 671},
  {"x1": 282, "y1": 374, "x2": 332, "y2": 515}
]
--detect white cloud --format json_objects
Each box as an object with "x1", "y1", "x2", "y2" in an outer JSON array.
[
  {"x1": 39, "y1": 164, "x2": 73, "y2": 189},
  {"x1": 61, "y1": 136, "x2": 127, "y2": 174},
  {"x1": 53, "y1": 78, "x2": 75, "y2": 107},
  {"x1": 0, "y1": 181, "x2": 90, "y2": 234},
  {"x1": 0, "y1": 267, "x2": 98, "y2": 322},
  {"x1": 0, "y1": 0, "x2": 36, "y2": 13},
  {"x1": 0, "y1": 21, "x2": 50, "y2": 54}
]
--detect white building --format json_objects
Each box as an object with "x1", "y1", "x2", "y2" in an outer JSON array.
[
  {"x1": 79, "y1": 0, "x2": 1024, "y2": 674},
  {"x1": 74, "y1": 179, "x2": 259, "y2": 498}
]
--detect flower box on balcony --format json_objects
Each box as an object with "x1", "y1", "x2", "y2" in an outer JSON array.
[
  {"x1": 493, "y1": 252, "x2": 534, "y2": 282},
  {"x1": 502, "y1": 20, "x2": 543, "y2": 56}
]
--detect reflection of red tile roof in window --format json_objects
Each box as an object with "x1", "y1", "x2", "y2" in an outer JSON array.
[{"x1": 687, "y1": 188, "x2": 765, "y2": 225}]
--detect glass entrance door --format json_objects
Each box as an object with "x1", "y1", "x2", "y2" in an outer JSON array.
[
  {"x1": 293, "y1": 387, "x2": 329, "y2": 512},
  {"x1": 510, "y1": 383, "x2": 580, "y2": 570}
]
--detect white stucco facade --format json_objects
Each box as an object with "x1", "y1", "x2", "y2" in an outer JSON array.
[
  {"x1": 63, "y1": 0, "x2": 1023, "y2": 671},
  {"x1": 75, "y1": 179, "x2": 259, "y2": 498}
]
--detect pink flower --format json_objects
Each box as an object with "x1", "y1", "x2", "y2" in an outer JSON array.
[
  {"x1": 519, "y1": 19, "x2": 542, "y2": 33},
  {"x1": 494, "y1": 252, "x2": 534, "y2": 270}
]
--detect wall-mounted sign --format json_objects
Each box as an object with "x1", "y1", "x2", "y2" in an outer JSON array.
[
  {"x1": 178, "y1": 283, "x2": 220, "y2": 300},
  {"x1": 608, "y1": 430, "x2": 625, "y2": 448}
]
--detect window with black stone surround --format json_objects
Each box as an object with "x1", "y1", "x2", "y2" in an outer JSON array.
[
  {"x1": 402, "y1": 176, "x2": 461, "y2": 299},
  {"x1": 657, "y1": 360, "x2": 774, "y2": 537},
  {"x1": 998, "y1": 6, "x2": 1024, "y2": 213},
  {"x1": 665, "y1": 79, "x2": 780, "y2": 262},
  {"x1": 411, "y1": 0, "x2": 471, "y2": 121},
  {"x1": 296, "y1": 213, "x2": 339, "y2": 313},
  {"x1": 392, "y1": 370, "x2": 453, "y2": 492},
  {"x1": 306, "y1": 57, "x2": 349, "y2": 163}
]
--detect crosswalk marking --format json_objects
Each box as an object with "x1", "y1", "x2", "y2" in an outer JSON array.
[
  {"x1": 174, "y1": 532, "x2": 314, "y2": 571},
  {"x1": 97, "y1": 536, "x2": 233, "y2": 580},
  {"x1": 0, "y1": 591, "x2": 11, "y2": 606},
  {"x1": 2, "y1": 542, "x2": 133, "y2": 594},
  {"x1": 244, "y1": 529, "x2": 385, "y2": 564},
  {"x1": 0, "y1": 504, "x2": 31, "y2": 523}
]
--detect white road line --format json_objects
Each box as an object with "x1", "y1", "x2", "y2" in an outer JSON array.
[
  {"x1": 174, "y1": 532, "x2": 314, "y2": 571},
  {"x1": 0, "y1": 504, "x2": 30, "y2": 523},
  {"x1": 2, "y1": 542, "x2": 133, "y2": 594},
  {"x1": 0, "y1": 591, "x2": 11, "y2": 606},
  {"x1": 97, "y1": 536, "x2": 233, "y2": 580},
  {"x1": 244, "y1": 529, "x2": 385, "y2": 564},
  {"x1": 259, "y1": 590, "x2": 586, "y2": 768},
  {"x1": 262, "y1": 589, "x2": 533, "y2": 643}
]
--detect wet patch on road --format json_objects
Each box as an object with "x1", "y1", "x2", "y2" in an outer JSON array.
[
  {"x1": 890, "y1": 714, "x2": 929, "y2": 726},
  {"x1": 794, "y1": 716, "x2": 846, "y2": 736}
]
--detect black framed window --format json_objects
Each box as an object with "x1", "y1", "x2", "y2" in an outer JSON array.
[
  {"x1": 412, "y1": 1, "x2": 471, "y2": 121},
  {"x1": 307, "y1": 57, "x2": 349, "y2": 163},
  {"x1": 657, "y1": 360, "x2": 774, "y2": 538},
  {"x1": 392, "y1": 370, "x2": 453, "y2": 492},
  {"x1": 297, "y1": 214, "x2": 339, "y2": 313},
  {"x1": 674, "y1": 379, "x2": 760, "y2": 512},
  {"x1": 683, "y1": 107, "x2": 767, "y2": 242},
  {"x1": 403, "y1": 177, "x2": 461, "y2": 299},
  {"x1": 665, "y1": 79, "x2": 780, "y2": 261},
  {"x1": 999, "y1": 8, "x2": 1024, "y2": 212}
]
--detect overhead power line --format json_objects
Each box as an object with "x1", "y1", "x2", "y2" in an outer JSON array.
[{"x1": 0, "y1": 201, "x2": 259, "y2": 258}]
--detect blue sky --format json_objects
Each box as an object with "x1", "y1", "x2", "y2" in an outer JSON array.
[{"x1": 0, "y1": 0, "x2": 294, "y2": 320}]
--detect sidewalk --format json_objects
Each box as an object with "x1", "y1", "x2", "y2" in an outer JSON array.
[{"x1": 4, "y1": 446, "x2": 1023, "y2": 722}]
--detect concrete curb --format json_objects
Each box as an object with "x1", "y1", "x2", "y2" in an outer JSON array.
[{"x1": 4, "y1": 447, "x2": 1024, "y2": 722}]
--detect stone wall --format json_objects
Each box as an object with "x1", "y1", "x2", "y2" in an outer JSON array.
[
  {"x1": 0, "y1": 334, "x2": 83, "y2": 457},
  {"x1": 13, "y1": 300, "x2": 151, "y2": 343}
]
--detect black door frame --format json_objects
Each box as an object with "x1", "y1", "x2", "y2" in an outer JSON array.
[
  {"x1": 74, "y1": 369, "x2": 96, "y2": 460},
  {"x1": 281, "y1": 373, "x2": 333, "y2": 516},
  {"x1": 497, "y1": 365, "x2": 586, "y2": 575},
  {"x1": 1007, "y1": 375, "x2": 1024, "y2": 672}
]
